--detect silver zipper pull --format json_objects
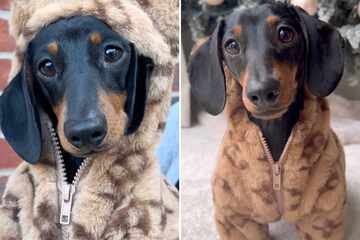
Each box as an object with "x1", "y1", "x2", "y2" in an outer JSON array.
[
  {"x1": 60, "y1": 184, "x2": 76, "y2": 225},
  {"x1": 273, "y1": 164, "x2": 281, "y2": 191}
]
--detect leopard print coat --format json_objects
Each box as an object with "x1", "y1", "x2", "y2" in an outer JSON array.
[{"x1": 212, "y1": 77, "x2": 346, "y2": 240}]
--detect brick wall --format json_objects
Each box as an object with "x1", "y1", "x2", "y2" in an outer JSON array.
[{"x1": 0, "y1": 0, "x2": 21, "y2": 190}]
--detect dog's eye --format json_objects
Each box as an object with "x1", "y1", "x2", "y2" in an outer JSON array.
[
  {"x1": 104, "y1": 46, "x2": 123, "y2": 63},
  {"x1": 39, "y1": 60, "x2": 56, "y2": 77},
  {"x1": 224, "y1": 39, "x2": 240, "y2": 55},
  {"x1": 278, "y1": 27, "x2": 295, "y2": 43}
]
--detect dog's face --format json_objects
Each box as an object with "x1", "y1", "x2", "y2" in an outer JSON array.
[
  {"x1": 0, "y1": 16, "x2": 154, "y2": 163},
  {"x1": 221, "y1": 5, "x2": 305, "y2": 119},
  {"x1": 189, "y1": 2, "x2": 344, "y2": 118}
]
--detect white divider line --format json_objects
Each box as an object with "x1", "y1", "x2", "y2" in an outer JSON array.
[
  {"x1": 0, "y1": 10, "x2": 10, "y2": 20},
  {"x1": 0, "y1": 168, "x2": 15, "y2": 177}
]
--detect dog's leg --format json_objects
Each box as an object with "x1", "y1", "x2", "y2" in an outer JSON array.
[
  {"x1": 295, "y1": 207, "x2": 345, "y2": 240},
  {"x1": 215, "y1": 213, "x2": 271, "y2": 240}
]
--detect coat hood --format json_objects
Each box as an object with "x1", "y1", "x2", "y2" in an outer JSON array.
[{"x1": 7, "y1": 0, "x2": 178, "y2": 158}]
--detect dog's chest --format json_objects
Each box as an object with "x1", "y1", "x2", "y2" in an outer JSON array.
[
  {"x1": 23, "y1": 174, "x2": 156, "y2": 240},
  {"x1": 213, "y1": 109, "x2": 343, "y2": 223}
]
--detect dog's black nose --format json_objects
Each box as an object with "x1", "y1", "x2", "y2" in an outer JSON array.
[
  {"x1": 64, "y1": 116, "x2": 107, "y2": 149},
  {"x1": 247, "y1": 79, "x2": 280, "y2": 106}
]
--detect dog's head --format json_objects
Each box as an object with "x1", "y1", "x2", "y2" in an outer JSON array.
[
  {"x1": 0, "y1": 16, "x2": 154, "y2": 163},
  {"x1": 189, "y1": 1, "x2": 345, "y2": 119}
]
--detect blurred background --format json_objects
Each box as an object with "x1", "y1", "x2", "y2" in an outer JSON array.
[{"x1": 181, "y1": 0, "x2": 360, "y2": 239}]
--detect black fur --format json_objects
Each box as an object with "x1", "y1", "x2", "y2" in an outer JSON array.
[
  {"x1": 188, "y1": 19, "x2": 226, "y2": 115},
  {"x1": 125, "y1": 44, "x2": 154, "y2": 134},
  {"x1": 0, "y1": 60, "x2": 42, "y2": 164},
  {"x1": 293, "y1": 7, "x2": 345, "y2": 97}
]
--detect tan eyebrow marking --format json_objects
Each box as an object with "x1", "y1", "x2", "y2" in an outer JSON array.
[
  {"x1": 266, "y1": 15, "x2": 280, "y2": 26},
  {"x1": 47, "y1": 42, "x2": 59, "y2": 55},
  {"x1": 232, "y1": 25, "x2": 242, "y2": 37},
  {"x1": 90, "y1": 32, "x2": 103, "y2": 45}
]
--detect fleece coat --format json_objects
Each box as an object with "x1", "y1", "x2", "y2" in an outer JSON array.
[
  {"x1": 0, "y1": 0, "x2": 179, "y2": 239},
  {"x1": 212, "y1": 72, "x2": 346, "y2": 240}
]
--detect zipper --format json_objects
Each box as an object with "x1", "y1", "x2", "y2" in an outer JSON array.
[
  {"x1": 258, "y1": 125, "x2": 297, "y2": 215},
  {"x1": 273, "y1": 164, "x2": 281, "y2": 191},
  {"x1": 48, "y1": 123, "x2": 89, "y2": 238}
]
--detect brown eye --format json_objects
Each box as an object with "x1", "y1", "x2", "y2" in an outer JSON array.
[
  {"x1": 224, "y1": 39, "x2": 240, "y2": 55},
  {"x1": 278, "y1": 26, "x2": 295, "y2": 43},
  {"x1": 39, "y1": 60, "x2": 56, "y2": 77},
  {"x1": 104, "y1": 46, "x2": 123, "y2": 62}
]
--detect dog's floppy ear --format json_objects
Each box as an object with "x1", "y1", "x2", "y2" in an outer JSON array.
[
  {"x1": 188, "y1": 18, "x2": 226, "y2": 115},
  {"x1": 294, "y1": 7, "x2": 345, "y2": 97},
  {"x1": 125, "y1": 44, "x2": 154, "y2": 134},
  {"x1": 0, "y1": 60, "x2": 42, "y2": 164}
]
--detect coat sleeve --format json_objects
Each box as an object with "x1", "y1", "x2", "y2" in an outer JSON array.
[
  {"x1": 0, "y1": 192, "x2": 21, "y2": 239},
  {"x1": 0, "y1": 163, "x2": 31, "y2": 239},
  {"x1": 0, "y1": 184, "x2": 20, "y2": 239}
]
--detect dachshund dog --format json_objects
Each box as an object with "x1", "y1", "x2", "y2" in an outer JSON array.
[
  {"x1": 189, "y1": 1, "x2": 345, "y2": 240},
  {"x1": 0, "y1": 15, "x2": 178, "y2": 239},
  {"x1": 2, "y1": 15, "x2": 152, "y2": 173}
]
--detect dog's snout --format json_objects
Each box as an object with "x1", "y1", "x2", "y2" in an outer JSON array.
[
  {"x1": 64, "y1": 115, "x2": 107, "y2": 149},
  {"x1": 247, "y1": 79, "x2": 280, "y2": 106}
]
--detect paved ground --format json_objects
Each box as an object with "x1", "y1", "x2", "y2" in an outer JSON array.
[{"x1": 181, "y1": 95, "x2": 360, "y2": 240}]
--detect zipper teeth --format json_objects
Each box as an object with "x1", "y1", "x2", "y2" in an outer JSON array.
[
  {"x1": 259, "y1": 133, "x2": 275, "y2": 164},
  {"x1": 257, "y1": 125, "x2": 297, "y2": 215},
  {"x1": 47, "y1": 122, "x2": 89, "y2": 237},
  {"x1": 278, "y1": 129, "x2": 295, "y2": 164},
  {"x1": 258, "y1": 125, "x2": 297, "y2": 165},
  {"x1": 48, "y1": 123, "x2": 67, "y2": 183},
  {"x1": 72, "y1": 158, "x2": 89, "y2": 185},
  {"x1": 47, "y1": 123, "x2": 89, "y2": 185}
]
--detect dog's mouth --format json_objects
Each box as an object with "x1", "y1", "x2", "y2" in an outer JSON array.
[
  {"x1": 250, "y1": 107, "x2": 288, "y2": 120},
  {"x1": 75, "y1": 146, "x2": 108, "y2": 157},
  {"x1": 63, "y1": 136, "x2": 111, "y2": 158}
]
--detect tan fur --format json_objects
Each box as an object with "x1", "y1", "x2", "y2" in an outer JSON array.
[
  {"x1": 47, "y1": 41, "x2": 59, "y2": 55},
  {"x1": 212, "y1": 71, "x2": 346, "y2": 239},
  {"x1": 89, "y1": 32, "x2": 103, "y2": 45},
  {"x1": 53, "y1": 98, "x2": 81, "y2": 156},
  {"x1": 98, "y1": 90, "x2": 128, "y2": 153},
  {"x1": 107, "y1": 92, "x2": 127, "y2": 114},
  {"x1": 240, "y1": 67, "x2": 258, "y2": 114},
  {"x1": 266, "y1": 15, "x2": 280, "y2": 26},
  {"x1": 0, "y1": 0, "x2": 179, "y2": 239},
  {"x1": 272, "y1": 61, "x2": 298, "y2": 111},
  {"x1": 232, "y1": 26, "x2": 242, "y2": 37}
]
